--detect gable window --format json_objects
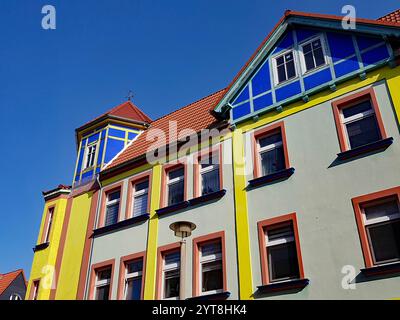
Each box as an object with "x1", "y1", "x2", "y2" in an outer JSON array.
[
  {"x1": 9, "y1": 294, "x2": 22, "y2": 300},
  {"x1": 32, "y1": 280, "x2": 40, "y2": 300},
  {"x1": 273, "y1": 50, "x2": 296, "y2": 84},
  {"x1": 84, "y1": 142, "x2": 97, "y2": 169},
  {"x1": 94, "y1": 268, "x2": 112, "y2": 300},
  {"x1": 257, "y1": 213, "x2": 305, "y2": 285},
  {"x1": 124, "y1": 259, "x2": 143, "y2": 300},
  {"x1": 166, "y1": 166, "x2": 185, "y2": 206},
  {"x1": 104, "y1": 190, "x2": 120, "y2": 226},
  {"x1": 43, "y1": 207, "x2": 54, "y2": 243},
  {"x1": 352, "y1": 187, "x2": 400, "y2": 268},
  {"x1": 132, "y1": 180, "x2": 149, "y2": 217},
  {"x1": 162, "y1": 251, "x2": 180, "y2": 299},
  {"x1": 332, "y1": 88, "x2": 387, "y2": 152},
  {"x1": 300, "y1": 36, "x2": 326, "y2": 72},
  {"x1": 253, "y1": 122, "x2": 290, "y2": 179}
]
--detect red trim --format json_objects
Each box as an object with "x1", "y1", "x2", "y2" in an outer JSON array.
[
  {"x1": 332, "y1": 87, "x2": 387, "y2": 152},
  {"x1": 192, "y1": 231, "x2": 227, "y2": 297},
  {"x1": 116, "y1": 251, "x2": 146, "y2": 300},
  {"x1": 125, "y1": 171, "x2": 152, "y2": 219},
  {"x1": 98, "y1": 182, "x2": 124, "y2": 228},
  {"x1": 257, "y1": 213, "x2": 305, "y2": 285},
  {"x1": 160, "y1": 161, "x2": 188, "y2": 208},
  {"x1": 193, "y1": 144, "x2": 224, "y2": 198},
  {"x1": 41, "y1": 205, "x2": 55, "y2": 244},
  {"x1": 155, "y1": 242, "x2": 181, "y2": 300},
  {"x1": 88, "y1": 259, "x2": 115, "y2": 300},
  {"x1": 252, "y1": 121, "x2": 290, "y2": 179},
  {"x1": 351, "y1": 186, "x2": 400, "y2": 268}
]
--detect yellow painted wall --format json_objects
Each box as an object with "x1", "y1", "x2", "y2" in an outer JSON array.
[
  {"x1": 26, "y1": 197, "x2": 68, "y2": 300},
  {"x1": 54, "y1": 192, "x2": 94, "y2": 300}
]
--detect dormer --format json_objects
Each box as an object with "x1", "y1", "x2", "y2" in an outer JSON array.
[{"x1": 73, "y1": 101, "x2": 151, "y2": 187}]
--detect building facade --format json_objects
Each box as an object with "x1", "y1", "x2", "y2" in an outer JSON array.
[{"x1": 27, "y1": 9, "x2": 400, "y2": 300}]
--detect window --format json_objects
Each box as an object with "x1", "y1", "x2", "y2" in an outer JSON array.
[
  {"x1": 94, "y1": 268, "x2": 112, "y2": 300},
  {"x1": 32, "y1": 280, "x2": 40, "y2": 300},
  {"x1": 9, "y1": 294, "x2": 22, "y2": 300},
  {"x1": 253, "y1": 122, "x2": 290, "y2": 179},
  {"x1": 84, "y1": 142, "x2": 97, "y2": 169},
  {"x1": 300, "y1": 36, "x2": 326, "y2": 72},
  {"x1": 352, "y1": 187, "x2": 400, "y2": 268},
  {"x1": 193, "y1": 231, "x2": 226, "y2": 297},
  {"x1": 132, "y1": 180, "x2": 149, "y2": 217},
  {"x1": 332, "y1": 88, "x2": 387, "y2": 152},
  {"x1": 166, "y1": 166, "x2": 185, "y2": 206},
  {"x1": 43, "y1": 207, "x2": 54, "y2": 243},
  {"x1": 257, "y1": 213, "x2": 305, "y2": 285},
  {"x1": 104, "y1": 190, "x2": 120, "y2": 226},
  {"x1": 199, "y1": 153, "x2": 220, "y2": 196},
  {"x1": 273, "y1": 50, "x2": 296, "y2": 84},
  {"x1": 124, "y1": 259, "x2": 143, "y2": 300},
  {"x1": 162, "y1": 251, "x2": 180, "y2": 299},
  {"x1": 199, "y1": 242, "x2": 223, "y2": 294}
]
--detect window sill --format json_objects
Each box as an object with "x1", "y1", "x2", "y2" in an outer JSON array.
[
  {"x1": 257, "y1": 278, "x2": 309, "y2": 294},
  {"x1": 92, "y1": 214, "x2": 150, "y2": 237},
  {"x1": 189, "y1": 189, "x2": 227, "y2": 206},
  {"x1": 156, "y1": 201, "x2": 190, "y2": 216},
  {"x1": 186, "y1": 291, "x2": 231, "y2": 301},
  {"x1": 248, "y1": 167, "x2": 295, "y2": 189},
  {"x1": 336, "y1": 137, "x2": 393, "y2": 161},
  {"x1": 360, "y1": 262, "x2": 400, "y2": 277},
  {"x1": 33, "y1": 242, "x2": 49, "y2": 252}
]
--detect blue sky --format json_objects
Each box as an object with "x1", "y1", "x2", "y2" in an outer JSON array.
[{"x1": 0, "y1": 0, "x2": 398, "y2": 277}]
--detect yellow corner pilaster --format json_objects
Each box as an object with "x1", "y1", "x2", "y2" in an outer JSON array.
[
  {"x1": 386, "y1": 72, "x2": 400, "y2": 122},
  {"x1": 232, "y1": 129, "x2": 254, "y2": 300},
  {"x1": 143, "y1": 164, "x2": 162, "y2": 299}
]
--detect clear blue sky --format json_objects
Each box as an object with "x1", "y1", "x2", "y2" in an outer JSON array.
[{"x1": 0, "y1": 0, "x2": 398, "y2": 278}]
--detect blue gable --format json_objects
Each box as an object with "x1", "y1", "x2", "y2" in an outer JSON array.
[{"x1": 228, "y1": 26, "x2": 393, "y2": 123}]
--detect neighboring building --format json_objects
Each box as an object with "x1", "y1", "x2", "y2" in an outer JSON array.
[
  {"x1": 27, "y1": 9, "x2": 400, "y2": 300},
  {"x1": 0, "y1": 269, "x2": 26, "y2": 300}
]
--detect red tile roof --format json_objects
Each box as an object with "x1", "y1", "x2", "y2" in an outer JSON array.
[
  {"x1": 0, "y1": 269, "x2": 25, "y2": 295},
  {"x1": 378, "y1": 9, "x2": 400, "y2": 24},
  {"x1": 105, "y1": 89, "x2": 227, "y2": 171}
]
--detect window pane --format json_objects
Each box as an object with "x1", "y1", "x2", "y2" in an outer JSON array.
[
  {"x1": 364, "y1": 200, "x2": 399, "y2": 222},
  {"x1": 286, "y1": 60, "x2": 296, "y2": 79},
  {"x1": 133, "y1": 193, "x2": 148, "y2": 217},
  {"x1": 276, "y1": 56, "x2": 284, "y2": 66},
  {"x1": 258, "y1": 133, "x2": 282, "y2": 149},
  {"x1": 285, "y1": 52, "x2": 293, "y2": 61},
  {"x1": 367, "y1": 220, "x2": 400, "y2": 264},
  {"x1": 126, "y1": 278, "x2": 142, "y2": 300},
  {"x1": 135, "y1": 180, "x2": 149, "y2": 191},
  {"x1": 108, "y1": 191, "x2": 120, "y2": 202},
  {"x1": 202, "y1": 261, "x2": 223, "y2": 292},
  {"x1": 164, "y1": 270, "x2": 180, "y2": 298},
  {"x1": 346, "y1": 116, "x2": 381, "y2": 149},
  {"x1": 169, "y1": 167, "x2": 184, "y2": 180},
  {"x1": 165, "y1": 251, "x2": 181, "y2": 265},
  {"x1": 277, "y1": 64, "x2": 286, "y2": 83},
  {"x1": 314, "y1": 47, "x2": 325, "y2": 67},
  {"x1": 201, "y1": 242, "x2": 221, "y2": 257},
  {"x1": 95, "y1": 285, "x2": 110, "y2": 300},
  {"x1": 267, "y1": 225, "x2": 294, "y2": 242},
  {"x1": 201, "y1": 168, "x2": 220, "y2": 195},
  {"x1": 342, "y1": 100, "x2": 373, "y2": 118},
  {"x1": 268, "y1": 242, "x2": 300, "y2": 282},
  {"x1": 127, "y1": 260, "x2": 143, "y2": 274},
  {"x1": 304, "y1": 51, "x2": 315, "y2": 71},
  {"x1": 260, "y1": 146, "x2": 285, "y2": 176},
  {"x1": 97, "y1": 268, "x2": 111, "y2": 281},
  {"x1": 105, "y1": 203, "x2": 119, "y2": 226},
  {"x1": 303, "y1": 43, "x2": 312, "y2": 54},
  {"x1": 168, "y1": 180, "x2": 184, "y2": 205}
]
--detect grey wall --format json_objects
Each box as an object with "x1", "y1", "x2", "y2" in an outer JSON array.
[
  {"x1": 245, "y1": 80, "x2": 400, "y2": 299},
  {"x1": 0, "y1": 274, "x2": 26, "y2": 300}
]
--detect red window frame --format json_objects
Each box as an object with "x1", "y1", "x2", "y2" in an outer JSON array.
[
  {"x1": 192, "y1": 231, "x2": 227, "y2": 297},
  {"x1": 252, "y1": 121, "x2": 290, "y2": 179},
  {"x1": 331, "y1": 87, "x2": 387, "y2": 152},
  {"x1": 116, "y1": 251, "x2": 146, "y2": 300},
  {"x1": 125, "y1": 171, "x2": 152, "y2": 219},
  {"x1": 41, "y1": 205, "x2": 55, "y2": 244},
  {"x1": 97, "y1": 182, "x2": 124, "y2": 228},
  {"x1": 30, "y1": 279, "x2": 40, "y2": 300},
  {"x1": 160, "y1": 161, "x2": 188, "y2": 208},
  {"x1": 257, "y1": 212, "x2": 305, "y2": 285},
  {"x1": 351, "y1": 186, "x2": 400, "y2": 268},
  {"x1": 88, "y1": 259, "x2": 115, "y2": 300},
  {"x1": 193, "y1": 144, "x2": 223, "y2": 198}
]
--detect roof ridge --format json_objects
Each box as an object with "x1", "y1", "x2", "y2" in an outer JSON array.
[
  {"x1": 0, "y1": 269, "x2": 23, "y2": 276},
  {"x1": 150, "y1": 88, "x2": 227, "y2": 124}
]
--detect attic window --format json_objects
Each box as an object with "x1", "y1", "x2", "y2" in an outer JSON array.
[
  {"x1": 299, "y1": 36, "x2": 327, "y2": 73},
  {"x1": 84, "y1": 143, "x2": 97, "y2": 169},
  {"x1": 273, "y1": 49, "x2": 297, "y2": 85}
]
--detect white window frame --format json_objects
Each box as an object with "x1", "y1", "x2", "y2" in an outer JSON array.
[
  {"x1": 272, "y1": 48, "x2": 298, "y2": 86},
  {"x1": 166, "y1": 168, "x2": 185, "y2": 205},
  {"x1": 132, "y1": 180, "x2": 149, "y2": 217},
  {"x1": 257, "y1": 134, "x2": 283, "y2": 173},
  {"x1": 199, "y1": 243, "x2": 223, "y2": 296},
  {"x1": 43, "y1": 207, "x2": 54, "y2": 243},
  {"x1": 298, "y1": 35, "x2": 328, "y2": 75},
  {"x1": 9, "y1": 293, "x2": 22, "y2": 300},
  {"x1": 161, "y1": 252, "x2": 180, "y2": 300},
  {"x1": 124, "y1": 260, "x2": 143, "y2": 300},
  {"x1": 340, "y1": 101, "x2": 376, "y2": 149},
  {"x1": 198, "y1": 153, "x2": 220, "y2": 195},
  {"x1": 105, "y1": 190, "x2": 120, "y2": 224},
  {"x1": 95, "y1": 268, "x2": 111, "y2": 300},
  {"x1": 84, "y1": 142, "x2": 98, "y2": 170}
]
